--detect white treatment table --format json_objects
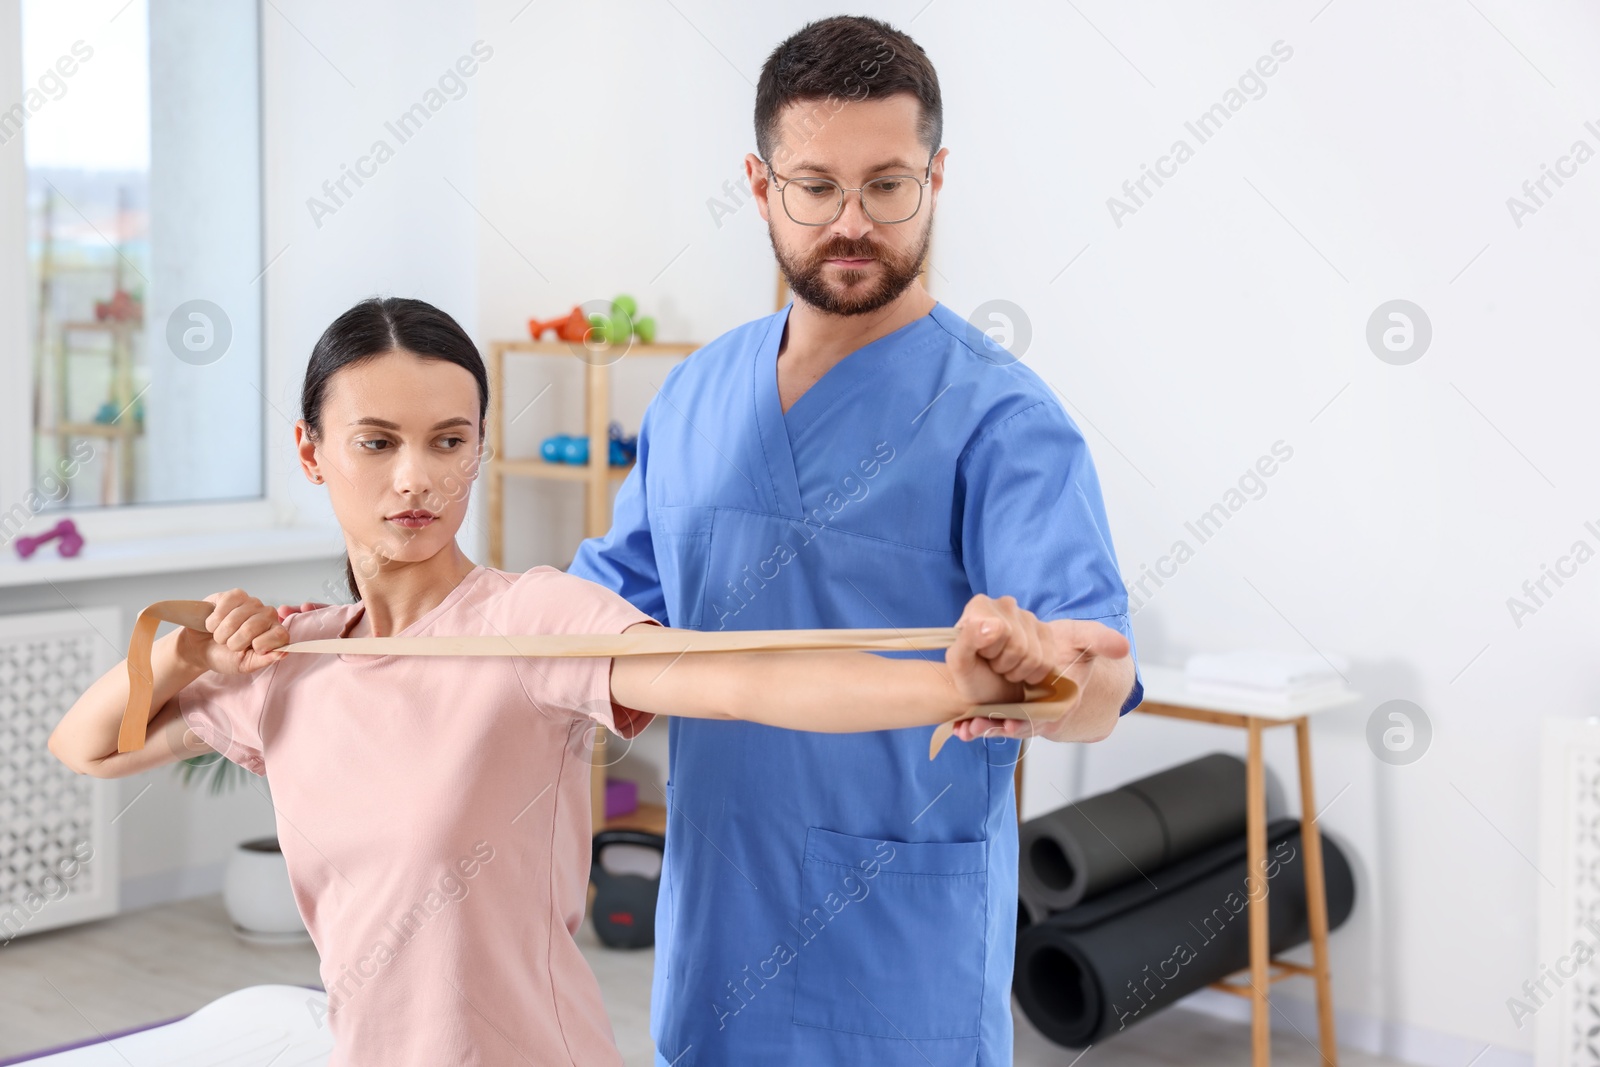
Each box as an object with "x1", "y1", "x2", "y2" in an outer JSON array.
[{"x1": 5, "y1": 985, "x2": 332, "y2": 1066}]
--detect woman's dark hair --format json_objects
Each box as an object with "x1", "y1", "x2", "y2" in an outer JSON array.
[
  {"x1": 301, "y1": 297, "x2": 488, "y2": 601},
  {"x1": 754, "y1": 16, "x2": 942, "y2": 164}
]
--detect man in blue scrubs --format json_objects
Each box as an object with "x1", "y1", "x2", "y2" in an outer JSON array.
[{"x1": 570, "y1": 15, "x2": 1142, "y2": 1066}]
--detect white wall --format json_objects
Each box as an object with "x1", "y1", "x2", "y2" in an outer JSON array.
[
  {"x1": 473, "y1": 0, "x2": 1600, "y2": 1061},
  {"x1": 11, "y1": 0, "x2": 1593, "y2": 1060},
  {"x1": 472, "y1": 0, "x2": 782, "y2": 573},
  {"x1": 260, "y1": 0, "x2": 480, "y2": 540}
]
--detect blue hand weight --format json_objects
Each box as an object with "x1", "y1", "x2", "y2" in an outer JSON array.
[
  {"x1": 561, "y1": 436, "x2": 589, "y2": 464},
  {"x1": 540, "y1": 435, "x2": 568, "y2": 463}
]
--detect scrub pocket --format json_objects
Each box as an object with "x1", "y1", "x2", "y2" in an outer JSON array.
[
  {"x1": 791, "y1": 826, "x2": 987, "y2": 1040},
  {"x1": 648, "y1": 505, "x2": 715, "y2": 629}
]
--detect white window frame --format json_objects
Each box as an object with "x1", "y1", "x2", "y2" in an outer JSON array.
[{"x1": 0, "y1": 0, "x2": 322, "y2": 571}]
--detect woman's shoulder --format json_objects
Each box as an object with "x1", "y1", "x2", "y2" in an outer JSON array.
[
  {"x1": 472, "y1": 566, "x2": 652, "y2": 631},
  {"x1": 282, "y1": 602, "x2": 364, "y2": 641},
  {"x1": 481, "y1": 564, "x2": 598, "y2": 592},
  {"x1": 476, "y1": 565, "x2": 620, "y2": 606}
]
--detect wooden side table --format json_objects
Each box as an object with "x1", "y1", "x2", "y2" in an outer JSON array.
[{"x1": 1133, "y1": 665, "x2": 1359, "y2": 1067}]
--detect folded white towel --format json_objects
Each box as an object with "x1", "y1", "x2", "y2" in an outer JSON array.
[
  {"x1": 1184, "y1": 649, "x2": 1349, "y2": 692},
  {"x1": 1183, "y1": 678, "x2": 1350, "y2": 709}
]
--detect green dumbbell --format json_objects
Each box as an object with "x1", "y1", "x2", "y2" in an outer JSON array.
[{"x1": 587, "y1": 312, "x2": 629, "y2": 346}]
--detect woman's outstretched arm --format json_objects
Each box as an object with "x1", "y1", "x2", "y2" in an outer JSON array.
[{"x1": 608, "y1": 594, "x2": 1064, "y2": 733}]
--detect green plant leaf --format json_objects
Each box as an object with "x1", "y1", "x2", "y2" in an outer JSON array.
[{"x1": 175, "y1": 754, "x2": 249, "y2": 795}]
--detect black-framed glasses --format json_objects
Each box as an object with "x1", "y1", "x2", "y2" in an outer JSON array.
[{"x1": 761, "y1": 157, "x2": 933, "y2": 226}]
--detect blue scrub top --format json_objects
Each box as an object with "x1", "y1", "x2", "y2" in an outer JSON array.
[{"x1": 569, "y1": 301, "x2": 1143, "y2": 1067}]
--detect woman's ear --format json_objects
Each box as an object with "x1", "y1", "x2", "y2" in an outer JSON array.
[{"x1": 294, "y1": 419, "x2": 324, "y2": 484}]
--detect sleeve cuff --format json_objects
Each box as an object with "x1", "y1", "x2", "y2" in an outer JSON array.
[
  {"x1": 1120, "y1": 670, "x2": 1145, "y2": 716},
  {"x1": 599, "y1": 619, "x2": 663, "y2": 739}
]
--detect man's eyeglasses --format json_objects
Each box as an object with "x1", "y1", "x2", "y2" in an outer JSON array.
[{"x1": 760, "y1": 157, "x2": 933, "y2": 226}]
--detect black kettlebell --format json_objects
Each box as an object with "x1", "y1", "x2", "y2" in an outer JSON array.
[{"x1": 591, "y1": 830, "x2": 665, "y2": 949}]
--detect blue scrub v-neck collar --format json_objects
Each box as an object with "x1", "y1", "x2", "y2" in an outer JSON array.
[{"x1": 751, "y1": 301, "x2": 940, "y2": 518}]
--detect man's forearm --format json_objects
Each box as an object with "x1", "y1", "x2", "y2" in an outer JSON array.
[{"x1": 1041, "y1": 654, "x2": 1135, "y2": 743}]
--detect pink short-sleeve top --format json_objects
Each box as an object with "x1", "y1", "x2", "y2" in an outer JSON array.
[{"x1": 179, "y1": 565, "x2": 658, "y2": 1066}]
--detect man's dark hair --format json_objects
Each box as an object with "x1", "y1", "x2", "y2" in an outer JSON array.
[{"x1": 754, "y1": 16, "x2": 942, "y2": 165}]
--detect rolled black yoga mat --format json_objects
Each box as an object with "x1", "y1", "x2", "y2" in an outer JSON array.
[
  {"x1": 1019, "y1": 752, "x2": 1248, "y2": 911},
  {"x1": 1013, "y1": 817, "x2": 1356, "y2": 1048}
]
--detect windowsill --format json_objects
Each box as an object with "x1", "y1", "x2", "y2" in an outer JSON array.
[{"x1": 0, "y1": 525, "x2": 346, "y2": 588}]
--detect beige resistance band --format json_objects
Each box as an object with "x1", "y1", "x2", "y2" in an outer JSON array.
[{"x1": 120, "y1": 601, "x2": 1078, "y2": 760}]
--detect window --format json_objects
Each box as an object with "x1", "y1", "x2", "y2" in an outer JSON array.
[{"x1": 12, "y1": 0, "x2": 262, "y2": 513}]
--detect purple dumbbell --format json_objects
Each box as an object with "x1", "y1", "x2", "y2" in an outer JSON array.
[{"x1": 16, "y1": 518, "x2": 84, "y2": 559}]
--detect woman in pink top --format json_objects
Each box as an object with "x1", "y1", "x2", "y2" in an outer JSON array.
[{"x1": 48, "y1": 298, "x2": 1092, "y2": 1066}]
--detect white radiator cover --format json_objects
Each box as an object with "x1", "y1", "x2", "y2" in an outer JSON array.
[
  {"x1": 1537, "y1": 718, "x2": 1600, "y2": 1067},
  {"x1": 0, "y1": 606, "x2": 121, "y2": 940}
]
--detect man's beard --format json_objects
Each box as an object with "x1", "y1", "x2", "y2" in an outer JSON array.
[{"x1": 770, "y1": 218, "x2": 933, "y2": 317}]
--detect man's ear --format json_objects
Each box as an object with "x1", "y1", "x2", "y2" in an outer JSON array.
[
  {"x1": 928, "y1": 146, "x2": 949, "y2": 205},
  {"x1": 745, "y1": 153, "x2": 772, "y2": 224}
]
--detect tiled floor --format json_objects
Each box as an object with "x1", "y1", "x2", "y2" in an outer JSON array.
[{"x1": 0, "y1": 895, "x2": 1409, "y2": 1066}]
